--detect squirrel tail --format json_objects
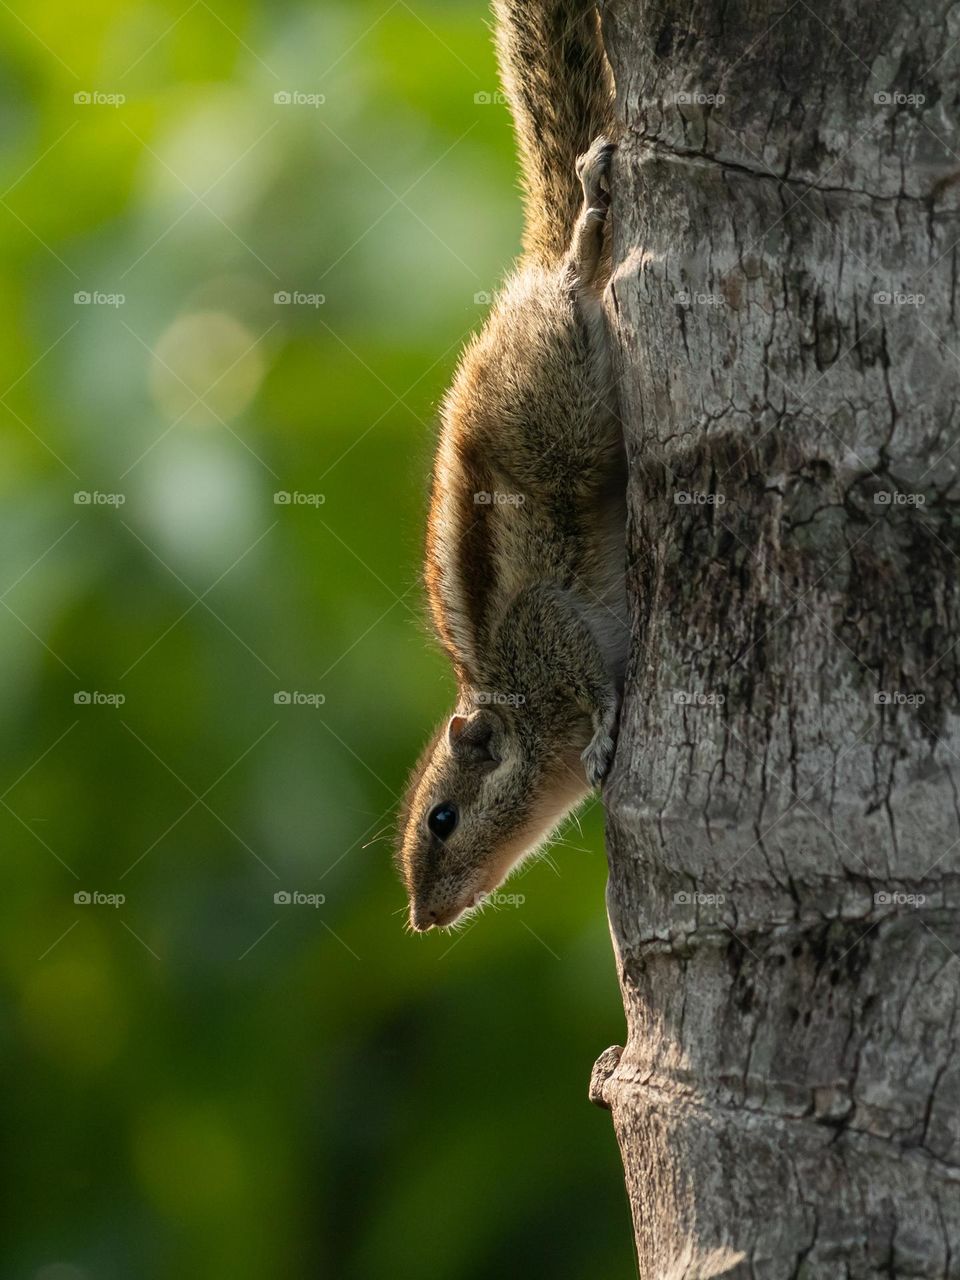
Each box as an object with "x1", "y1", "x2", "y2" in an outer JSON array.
[{"x1": 492, "y1": 0, "x2": 614, "y2": 266}]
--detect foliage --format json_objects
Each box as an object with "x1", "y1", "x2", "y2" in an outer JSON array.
[{"x1": 0, "y1": 2, "x2": 632, "y2": 1275}]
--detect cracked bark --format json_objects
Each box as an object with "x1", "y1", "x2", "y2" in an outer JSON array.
[{"x1": 594, "y1": 1, "x2": 960, "y2": 1275}]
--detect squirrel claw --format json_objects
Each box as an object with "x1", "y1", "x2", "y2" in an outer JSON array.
[{"x1": 582, "y1": 730, "x2": 615, "y2": 787}]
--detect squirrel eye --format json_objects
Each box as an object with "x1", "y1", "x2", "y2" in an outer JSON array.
[{"x1": 427, "y1": 802, "x2": 459, "y2": 840}]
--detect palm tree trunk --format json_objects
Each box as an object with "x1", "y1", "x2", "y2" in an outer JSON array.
[{"x1": 594, "y1": 0, "x2": 960, "y2": 1273}]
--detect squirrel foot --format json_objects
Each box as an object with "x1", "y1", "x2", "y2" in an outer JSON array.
[
  {"x1": 569, "y1": 137, "x2": 616, "y2": 287},
  {"x1": 576, "y1": 136, "x2": 616, "y2": 214},
  {"x1": 581, "y1": 723, "x2": 616, "y2": 788}
]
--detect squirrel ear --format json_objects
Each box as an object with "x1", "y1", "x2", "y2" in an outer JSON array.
[
  {"x1": 447, "y1": 714, "x2": 468, "y2": 746},
  {"x1": 447, "y1": 710, "x2": 500, "y2": 766}
]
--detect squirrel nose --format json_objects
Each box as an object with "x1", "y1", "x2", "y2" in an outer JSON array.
[{"x1": 411, "y1": 906, "x2": 437, "y2": 932}]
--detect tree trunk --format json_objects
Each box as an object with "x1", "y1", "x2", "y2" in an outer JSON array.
[{"x1": 592, "y1": 1, "x2": 960, "y2": 1275}]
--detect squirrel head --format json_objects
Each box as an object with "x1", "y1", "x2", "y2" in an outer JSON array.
[{"x1": 396, "y1": 704, "x2": 589, "y2": 931}]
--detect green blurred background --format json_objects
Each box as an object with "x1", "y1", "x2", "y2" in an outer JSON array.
[{"x1": 0, "y1": 1, "x2": 633, "y2": 1275}]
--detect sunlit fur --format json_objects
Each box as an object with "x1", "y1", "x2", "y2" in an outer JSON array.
[
  {"x1": 397, "y1": 3, "x2": 625, "y2": 931},
  {"x1": 397, "y1": 238, "x2": 627, "y2": 929},
  {"x1": 398, "y1": 702, "x2": 598, "y2": 930}
]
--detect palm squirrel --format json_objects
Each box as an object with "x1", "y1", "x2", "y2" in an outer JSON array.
[{"x1": 397, "y1": 0, "x2": 626, "y2": 931}]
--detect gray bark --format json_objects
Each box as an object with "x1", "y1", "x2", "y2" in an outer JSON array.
[{"x1": 592, "y1": 1, "x2": 960, "y2": 1275}]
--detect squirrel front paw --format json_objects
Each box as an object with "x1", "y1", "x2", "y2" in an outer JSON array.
[
  {"x1": 575, "y1": 136, "x2": 616, "y2": 214},
  {"x1": 581, "y1": 727, "x2": 616, "y2": 788}
]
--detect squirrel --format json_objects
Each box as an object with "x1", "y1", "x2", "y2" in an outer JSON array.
[{"x1": 397, "y1": 0, "x2": 626, "y2": 932}]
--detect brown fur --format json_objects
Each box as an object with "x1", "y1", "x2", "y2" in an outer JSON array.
[
  {"x1": 493, "y1": 0, "x2": 614, "y2": 265},
  {"x1": 398, "y1": 3, "x2": 626, "y2": 931}
]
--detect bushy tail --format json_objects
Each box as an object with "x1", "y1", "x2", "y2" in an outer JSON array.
[{"x1": 492, "y1": 0, "x2": 614, "y2": 266}]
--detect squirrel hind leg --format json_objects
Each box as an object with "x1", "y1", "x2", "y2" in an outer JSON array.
[{"x1": 568, "y1": 137, "x2": 616, "y2": 289}]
